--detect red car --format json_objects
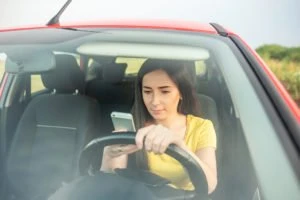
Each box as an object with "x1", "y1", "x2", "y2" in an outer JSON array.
[{"x1": 0, "y1": 1, "x2": 299, "y2": 200}]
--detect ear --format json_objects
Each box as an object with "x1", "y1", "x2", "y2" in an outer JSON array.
[
  {"x1": 179, "y1": 93, "x2": 183, "y2": 100},
  {"x1": 179, "y1": 91, "x2": 183, "y2": 100}
]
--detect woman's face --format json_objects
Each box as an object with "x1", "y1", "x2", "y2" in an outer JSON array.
[{"x1": 142, "y1": 69, "x2": 181, "y2": 121}]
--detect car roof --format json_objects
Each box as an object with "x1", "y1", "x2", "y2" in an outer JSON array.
[{"x1": 0, "y1": 19, "x2": 220, "y2": 34}]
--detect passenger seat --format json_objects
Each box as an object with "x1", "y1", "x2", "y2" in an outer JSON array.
[
  {"x1": 6, "y1": 54, "x2": 101, "y2": 199},
  {"x1": 197, "y1": 94, "x2": 219, "y2": 132}
]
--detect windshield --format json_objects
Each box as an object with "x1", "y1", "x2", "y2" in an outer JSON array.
[{"x1": 0, "y1": 27, "x2": 298, "y2": 200}]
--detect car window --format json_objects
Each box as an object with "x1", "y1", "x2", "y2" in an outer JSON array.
[
  {"x1": 31, "y1": 75, "x2": 46, "y2": 94},
  {"x1": 0, "y1": 53, "x2": 6, "y2": 82},
  {"x1": 195, "y1": 60, "x2": 206, "y2": 76},
  {"x1": 115, "y1": 57, "x2": 207, "y2": 77},
  {"x1": 115, "y1": 57, "x2": 146, "y2": 76}
]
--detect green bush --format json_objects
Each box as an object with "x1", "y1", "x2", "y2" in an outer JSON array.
[
  {"x1": 287, "y1": 47, "x2": 300, "y2": 62},
  {"x1": 256, "y1": 45, "x2": 300, "y2": 106},
  {"x1": 256, "y1": 45, "x2": 300, "y2": 62}
]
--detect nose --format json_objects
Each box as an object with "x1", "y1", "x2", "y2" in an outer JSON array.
[{"x1": 151, "y1": 92, "x2": 160, "y2": 106}]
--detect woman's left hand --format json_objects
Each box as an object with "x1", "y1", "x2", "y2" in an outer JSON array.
[{"x1": 135, "y1": 124, "x2": 184, "y2": 154}]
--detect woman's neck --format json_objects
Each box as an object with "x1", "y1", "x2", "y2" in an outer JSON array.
[{"x1": 154, "y1": 113, "x2": 186, "y2": 129}]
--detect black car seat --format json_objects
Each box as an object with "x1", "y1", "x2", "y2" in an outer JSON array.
[
  {"x1": 6, "y1": 54, "x2": 101, "y2": 200},
  {"x1": 185, "y1": 61, "x2": 220, "y2": 135},
  {"x1": 86, "y1": 62, "x2": 134, "y2": 134},
  {"x1": 197, "y1": 94, "x2": 219, "y2": 133}
]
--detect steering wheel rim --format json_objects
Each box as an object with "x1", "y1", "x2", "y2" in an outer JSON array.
[{"x1": 79, "y1": 132, "x2": 208, "y2": 197}]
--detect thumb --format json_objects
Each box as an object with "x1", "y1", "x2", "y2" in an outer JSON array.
[{"x1": 112, "y1": 128, "x2": 128, "y2": 133}]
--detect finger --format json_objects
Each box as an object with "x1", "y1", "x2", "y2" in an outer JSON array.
[
  {"x1": 153, "y1": 125, "x2": 172, "y2": 154},
  {"x1": 105, "y1": 144, "x2": 120, "y2": 151},
  {"x1": 152, "y1": 134, "x2": 166, "y2": 154},
  {"x1": 159, "y1": 137, "x2": 171, "y2": 154},
  {"x1": 122, "y1": 145, "x2": 140, "y2": 154},
  {"x1": 145, "y1": 125, "x2": 167, "y2": 152},
  {"x1": 121, "y1": 144, "x2": 138, "y2": 152},
  {"x1": 105, "y1": 145, "x2": 122, "y2": 157},
  {"x1": 135, "y1": 125, "x2": 155, "y2": 149},
  {"x1": 105, "y1": 144, "x2": 137, "y2": 158},
  {"x1": 145, "y1": 131, "x2": 157, "y2": 151},
  {"x1": 147, "y1": 125, "x2": 165, "y2": 153},
  {"x1": 112, "y1": 128, "x2": 128, "y2": 133},
  {"x1": 112, "y1": 144, "x2": 139, "y2": 155}
]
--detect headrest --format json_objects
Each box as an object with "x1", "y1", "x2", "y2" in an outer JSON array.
[
  {"x1": 42, "y1": 54, "x2": 85, "y2": 93},
  {"x1": 197, "y1": 94, "x2": 219, "y2": 130},
  {"x1": 102, "y1": 63, "x2": 127, "y2": 84}
]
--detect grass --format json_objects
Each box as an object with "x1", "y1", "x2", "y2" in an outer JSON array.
[{"x1": 262, "y1": 58, "x2": 300, "y2": 106}]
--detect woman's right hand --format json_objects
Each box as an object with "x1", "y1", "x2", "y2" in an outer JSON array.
[
  {"x1": 103, "y1": 144, "x2": 139, "y2": 158},
  {"x1": 100, "y1": 129, "x2": 139, "y2": 171},
  {"x1": 105, "y1": 128, "x2": 139, "y2": 158}
]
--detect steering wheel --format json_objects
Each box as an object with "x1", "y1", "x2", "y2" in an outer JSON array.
[{"x1": 77, "y1": 132, "x2": 209, "y2": 200}]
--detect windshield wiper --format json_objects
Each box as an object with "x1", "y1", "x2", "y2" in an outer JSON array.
[
  {"x1": 60, "y1": 27, "x2": 102, "y2": 33},
  {"x1": 47, "y1": 0, "x2": 72, "y2": 26}
]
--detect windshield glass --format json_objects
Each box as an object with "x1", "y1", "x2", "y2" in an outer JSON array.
[{"x1": 0, "y1": 28, "x2": 298, "y2": 200}]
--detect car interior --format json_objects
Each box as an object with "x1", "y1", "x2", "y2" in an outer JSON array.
[{"x1": 0, "y1": 32, "x2": 259, "y2": 200}]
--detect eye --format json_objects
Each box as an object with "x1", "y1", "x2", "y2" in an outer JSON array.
[
  {"x1": 161, "y1": 90, "x2": 170, "y2": 94},
  {"x1": 143, "y1": 90, "x2": 152, "y2": 94}
]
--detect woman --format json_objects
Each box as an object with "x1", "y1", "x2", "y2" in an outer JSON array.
[{"x1": 101, "y1": 59, "x2": 217, "y2": 194}]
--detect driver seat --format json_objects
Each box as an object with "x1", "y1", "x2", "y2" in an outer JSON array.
[{"x1": 6, "y1": 54, "x2": 101, "y2": 200}]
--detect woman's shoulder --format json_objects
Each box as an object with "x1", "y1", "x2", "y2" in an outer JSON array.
[
  {"x1": 186, "y1": 114, "x2": 215, "y2": 135},
  {"x1": 187, "y1": 114, "x2": 213, "y2": 127},
  {"x1": 186, "y1": 114, "x2": 217, "y2": 150}
]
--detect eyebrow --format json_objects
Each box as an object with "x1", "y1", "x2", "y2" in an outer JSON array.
[{"x1": 143, "y1": 86, "x2": 172, "y2": 89}]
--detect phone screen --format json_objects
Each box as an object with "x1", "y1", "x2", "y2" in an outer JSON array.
[{"x1": 111, "y1": 112, "x2": 136, "y2": 132}]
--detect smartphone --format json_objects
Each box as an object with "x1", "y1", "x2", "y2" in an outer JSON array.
[{"x1": 110, "y1": 111, "x2": 136, "y2": 132}]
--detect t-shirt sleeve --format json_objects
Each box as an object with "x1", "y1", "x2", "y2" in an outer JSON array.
[{"x1": 195, "y1": 119, "x2": 217, "y2": 151}]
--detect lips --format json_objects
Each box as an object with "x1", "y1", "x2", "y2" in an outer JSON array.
[{"x1": 151, "y1": 109, "x2": 164, "y2": 115}]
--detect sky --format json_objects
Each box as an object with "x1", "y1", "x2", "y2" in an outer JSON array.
[{"x1": 0, "y1": 0, "x2": 300, "y2": 48}]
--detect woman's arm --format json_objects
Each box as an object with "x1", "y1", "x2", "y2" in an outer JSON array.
[
  {"x1": 177, "y1": 143, "x2": 217, "y2": 194},
  {"x1": 100, "y1": 145, "x2": 139, "y2": 172},
  {"x1": 135, "y1": 124, "x2": 218, "y2": 194}
]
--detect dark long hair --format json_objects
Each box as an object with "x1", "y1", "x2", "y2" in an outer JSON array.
[{"x1": 132, "y1": 59, "x2": 200, "y2": 169}]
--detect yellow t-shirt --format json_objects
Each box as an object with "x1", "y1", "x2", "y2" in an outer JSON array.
[{"x1": 147, "y1": 114, "x2": 217, "y2": 190}]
